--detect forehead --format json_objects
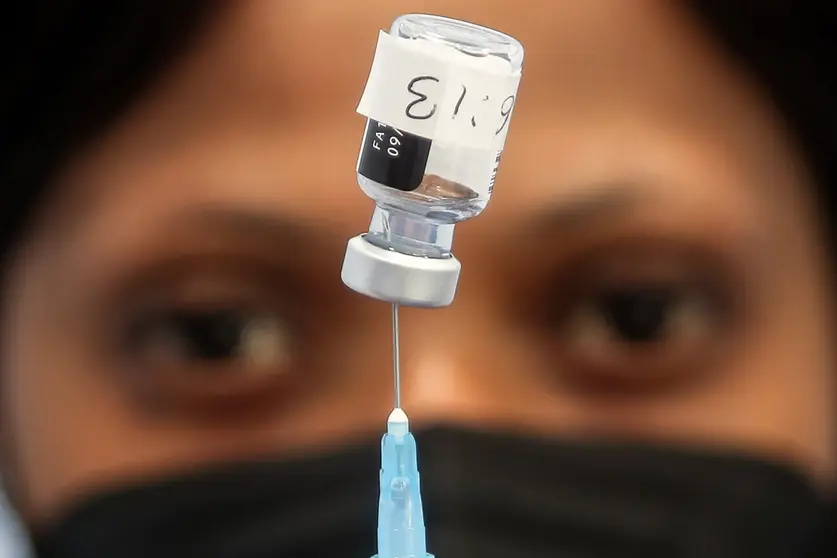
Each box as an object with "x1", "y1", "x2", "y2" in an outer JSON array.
[
  {"x1": 240, "y1": 0, "x2": 742, "y2": 110},
  {"x1": 53, "y1": 0, "x2": 788, "y2": 264}
]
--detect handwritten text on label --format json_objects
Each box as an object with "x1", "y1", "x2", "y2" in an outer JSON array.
[{"x1": 357, "y1": 31, "x2": 522, "y2": 150}]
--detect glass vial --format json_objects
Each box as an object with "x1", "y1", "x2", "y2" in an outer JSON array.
[
  {"x1": 342, "y1": 14, "x2": 525, "y2": 307},
  {"x1": 357, "y1": 14, "x2": 524, "y2": 258}
]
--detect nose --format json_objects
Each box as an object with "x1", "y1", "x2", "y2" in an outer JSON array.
[{"x1": 394, "y1": 299, "x2": 545, "y2": 431}]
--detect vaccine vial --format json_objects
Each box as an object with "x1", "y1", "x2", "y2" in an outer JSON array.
[{"x1": 341, "y1": 14, "x2": 525, "y2": 307}]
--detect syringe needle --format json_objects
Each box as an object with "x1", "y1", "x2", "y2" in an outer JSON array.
[
  {"x1": 376, "y1": 309, "x2": 431, "y2": 558},
  {"x1": 391, "y1": 303, "x2": 401, "y2": 410}
]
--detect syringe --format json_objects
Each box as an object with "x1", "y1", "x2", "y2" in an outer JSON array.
[{"x1": 372, "y1": 304, "x2": 433, "y2": 558}]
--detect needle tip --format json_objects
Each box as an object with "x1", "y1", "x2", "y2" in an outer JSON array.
[{"x1": 387, "y1": 408, "x2": 409, "y2": 436}]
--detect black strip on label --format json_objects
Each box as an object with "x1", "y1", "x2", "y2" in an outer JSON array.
[{"x1": 357, "y1": 119, "x2": 431, "y2": 192}]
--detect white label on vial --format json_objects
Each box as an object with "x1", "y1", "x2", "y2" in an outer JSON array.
[{"x1": 357, "y1": 31, "x2": 522, "y2": 151}]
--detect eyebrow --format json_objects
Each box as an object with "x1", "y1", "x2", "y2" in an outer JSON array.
[
  {"x1": 173, "y1": 205, "x2": 335, "y2": 258},
  {"x1": 529, "y1": 184, "x2": 645, "y2": 234},
  {"x1": 173, "y1": 186, "x2": 644, "y2": 252},
  {"x1": 188, "y1": 206, "x2": 317, "y2": 237}
]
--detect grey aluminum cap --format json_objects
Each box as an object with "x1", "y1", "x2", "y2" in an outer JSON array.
[{"x1": 340, "y1": 235, "x2": 461, "y2": 308}]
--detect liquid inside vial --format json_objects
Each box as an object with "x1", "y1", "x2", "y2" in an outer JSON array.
[{"x1": 357, "y1": 120, "x2": 496, "y2": 224}]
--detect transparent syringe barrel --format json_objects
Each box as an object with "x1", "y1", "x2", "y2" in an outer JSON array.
[{"x1": 356, "y1": 14, "x2": 524, "y2": 257}]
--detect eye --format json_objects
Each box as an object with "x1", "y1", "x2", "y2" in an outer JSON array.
[
  {"x1": 593, "y1": 284, "x2": 710, "y2": 344},
  {"x1": 547, "y1": 247, "x2": 739, "y2": 392},
  {"x1": 129, "y1": 308, "x2": 288, "y2": 366},
  {"x1": 121, "y1": 304, "x2": 293, "y2": 412}
]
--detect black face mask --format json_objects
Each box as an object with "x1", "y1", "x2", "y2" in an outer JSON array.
[{"x1": 32, "y1": 426, "x2": 835, "y2": 558}]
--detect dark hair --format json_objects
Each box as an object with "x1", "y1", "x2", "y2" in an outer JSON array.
[
  {"x1": 685, "y1": 1, "x2": 837, "y2": 247},
  {"x1": 0, "y1": 2, "x2": 834, "y2": 259},
  {"x1": 0, "y1": 1, "x2": 222, "y2": 263}
]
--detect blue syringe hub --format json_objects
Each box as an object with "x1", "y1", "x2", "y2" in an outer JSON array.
[{"x1": 372, "y1": 408, "x2": 433, "y2": 558}]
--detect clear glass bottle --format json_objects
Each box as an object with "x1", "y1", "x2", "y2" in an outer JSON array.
[{"x1": 342, "y1": 14, "x2": 525, "y2": 307}]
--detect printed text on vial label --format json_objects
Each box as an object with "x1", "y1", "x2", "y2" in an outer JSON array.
[{"x1": 372, "y1": 122, "x2": 405, "y2": 157}]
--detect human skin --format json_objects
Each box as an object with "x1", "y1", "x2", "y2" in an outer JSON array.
[{"x1": 1, "y1": 0, "x2": 834, "y2": 526}]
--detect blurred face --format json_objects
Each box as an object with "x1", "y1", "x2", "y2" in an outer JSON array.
[{"x1": 1, "y1": 0, "x2": 834, "y2": 525}]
